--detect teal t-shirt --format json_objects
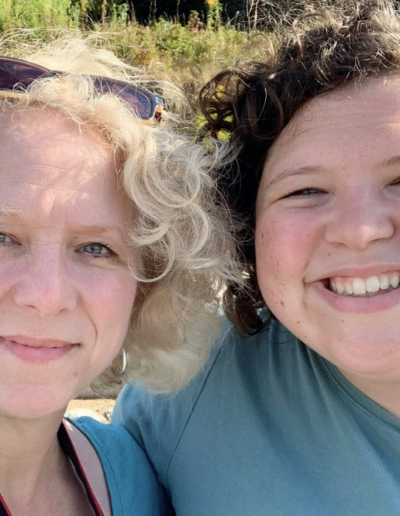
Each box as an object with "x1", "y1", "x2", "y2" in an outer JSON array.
[{"x1": 113, "y1": 320, "x2": 400, "y2": 516}]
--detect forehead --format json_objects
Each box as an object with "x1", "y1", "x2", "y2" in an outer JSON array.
[
  {"x1": 0, "y1": 108, "x2": 133, "y2": 227},
  {"x1": 0, "y1": 108, "x2": 117, "y2": 194},
  {"x1": 0, "y1": 107, "x2": 109, "y2": 149},
  {"x1": 265, "y1": 76, "x2": 400, "y2": 171}
]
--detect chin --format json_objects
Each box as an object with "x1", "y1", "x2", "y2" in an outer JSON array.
[
  {"x1": 290, "y1": 316, "x2": 400, "y2": 367},
  {"x1": 0, "y1": 385, "x2": 73, "y2": 420},
  {"x1": 311, "y1": 335, "x2": 400, "y2": 381},
  {"x1": 338, "y1": 356, "x2": 400, "y2": 381}
]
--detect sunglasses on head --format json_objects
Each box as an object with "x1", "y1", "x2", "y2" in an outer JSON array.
[{"x1": 0, "y1": 56, "x2": 163, "y2": 121}]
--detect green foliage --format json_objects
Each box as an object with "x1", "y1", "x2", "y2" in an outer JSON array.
[
  {"x1": 0, "y1": 0, "x2": 74, "y2": 30},
  {"x1": 109, "y1": 1, "x2": 129, "y2": 25},
  {"x1": 205, "y1": 0, "x2": 221, "y2": 30},
  {"x1": 154, "y1": 19, "x2": 197, "y2": 59},
  {"x1": 0, "y1": 0, "x2": 269, "y2": 110}
]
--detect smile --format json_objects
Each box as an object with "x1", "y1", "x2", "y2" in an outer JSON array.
[
  {"x1": 0, "y1": 336, "x2": 77, "y2": 363},
  {"x1": 329, "y1": 272, "x2": 400, "y2": 296},
  {"x1": 312, "y1": 268, "x2": 400, "y2": 314}
]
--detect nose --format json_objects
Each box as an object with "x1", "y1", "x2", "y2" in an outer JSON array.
[
  {"x1": 324, "y1": 188, "x2": 394, "y2": 251},
  {"x1": 13, "y1": 247, "x2": 77, "y2": 317}
]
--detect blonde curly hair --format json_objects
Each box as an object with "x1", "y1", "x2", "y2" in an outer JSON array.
[{"x1": 0, "y1": 34, "x2": 242, "y2": 392}]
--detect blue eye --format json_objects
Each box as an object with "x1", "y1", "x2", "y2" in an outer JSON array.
[
  {"x1": 0, "y1": 233, "x2": 14, "y2": 244},
  {"x1": 80, "y1": 243, "x2": 115, "y2": 257}
]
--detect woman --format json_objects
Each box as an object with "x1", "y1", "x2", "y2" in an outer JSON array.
[
  {"x1": 113, "y1": 1, "x2": 400, "y2": 514},
  {"x1": 0, "y1": 36, "x2": 239, "y2": 515}
]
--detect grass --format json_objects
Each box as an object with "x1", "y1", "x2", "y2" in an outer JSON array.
[{"x1": 99, "y1": 20, "x2": 267, "y2": 107}]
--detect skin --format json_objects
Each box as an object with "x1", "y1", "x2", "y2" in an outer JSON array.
[
  {"x1": 0, "y1": 108, "x2": 137, "y2": 514},
  {"x1": 255, "y1": 77, "x2": 400, "y2": 418}
]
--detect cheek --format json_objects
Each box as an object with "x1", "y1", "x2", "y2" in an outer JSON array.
[
  {"x1": 255, "y1": 216, "x2": 288, "y2": 308},
  {"x1": 255, "y1": 226, "x2": 281, "y2": 283},
  {"x1": 84, "y1": 272, "x2": 137, "y2": 340},
  {"x1": 255, "y1": 210, "x2": 314, "y2": 309}
]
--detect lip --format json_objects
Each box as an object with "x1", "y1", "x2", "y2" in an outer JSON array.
[
  {"x1": 311, "y1": 279, "x2": 400, "y2": 314},
  {"x1": 312, "y1": 264, "x2": 400, "y2": 282},
  {"x1": 0, "y1": 336, "x2": 77, "y2": 363}
]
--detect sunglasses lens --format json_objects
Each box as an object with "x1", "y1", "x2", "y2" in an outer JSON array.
[
  {"x1": 0, "y1": 60, "x2": 47, "y2": 90},
  {"x1": 94, "y1": 78, "x2": 154, "y2": 120}
]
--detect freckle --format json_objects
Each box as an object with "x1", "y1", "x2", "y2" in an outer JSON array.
[{"x1": 296, "y1": 320, "x2": 300, "y2": 324}]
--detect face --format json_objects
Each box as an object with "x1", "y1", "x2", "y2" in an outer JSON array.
[
  {"x1": 256, "y1": 77, "x2": 400, "y2": 389},
  {"x1": 0, "y1": 109, "x2": 137, "y2": 419}
]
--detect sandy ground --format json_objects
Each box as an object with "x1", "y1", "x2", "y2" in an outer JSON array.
[{"x1": 66, "y1": 399, "x2": 116, "y2": 423}]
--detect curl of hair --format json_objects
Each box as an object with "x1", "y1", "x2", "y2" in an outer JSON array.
[
  {"x1": 199, "y1": 0, "x2": 400, "y2": 334},
  {"x1": 0, "y1": 34, "x2": 243, "y2": 392}
]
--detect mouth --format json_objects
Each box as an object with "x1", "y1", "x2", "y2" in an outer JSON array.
[
  {"x1": 0, "y1": 335, "x2": 76, "y2": 347},
  {"x1": 324, "y1": 271, "x2": 400, "y2": 297},
  {"x1": 0, "y1": 336, "x2": 78, "y2": 363}
]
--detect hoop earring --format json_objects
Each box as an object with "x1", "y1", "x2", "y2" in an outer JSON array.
[{"x1": 120, "y1": 348, "x2": 127, "y2": 376}]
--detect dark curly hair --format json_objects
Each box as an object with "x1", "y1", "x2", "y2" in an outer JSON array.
[{"x1": 199, "y1": 0, "x2": 400, "y2": 334}]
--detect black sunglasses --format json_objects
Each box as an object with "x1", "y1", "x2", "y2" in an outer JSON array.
[{"x1": 0, "y1": 56, "x2": 163, "y2": 121}]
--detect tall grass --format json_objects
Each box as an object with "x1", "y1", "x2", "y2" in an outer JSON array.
[
  {"x1": 104, "y1": 19, "x2": 266, "y2": 108},
  {"x1": 0, "y1": 2, "x2": 289, "y2": 134},
  {"x1": 0, "y1": 0, "x2": 269, "y2": 110},
  {"x1": 0, "y1": 0, "x2": 78, "y2": 31}
]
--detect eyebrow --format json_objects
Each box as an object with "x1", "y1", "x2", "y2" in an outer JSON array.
[
  {"x1": 382, "y1": 155, "x2": 400, "y2": 167},
  {"x1": 262, "y1": 165, "x2": 326, "y2": 191},
  {"x1": 0, "y1": 209, "x2": 130, "y2": 237},
  {"x1": 264, "y1": 155, "x2": 400, "y2": 191},
  {"x1": 0, "y1": 208, "x2": 26, "y2": 222}
]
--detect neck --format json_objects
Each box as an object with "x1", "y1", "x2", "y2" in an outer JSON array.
[
  {"x1": 340, "y1": 369, "x2": 400, "y2": 420},
  {"x1": 0, "y1": 410, "x2": 66, "y2": 510}
]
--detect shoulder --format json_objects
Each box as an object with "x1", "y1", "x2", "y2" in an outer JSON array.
[
  {"x1": 112, "y1": 318, "x2": 300, "y2": 483},
  {"x1": 72, "y1": 417, "x2": 168, "y2": 516},
  {"x1": 112, "y1": 319, "x2": 237, "y2": 479},
  {"x1": 113, "y1": 317, "x2": 239, "y2": 428}
]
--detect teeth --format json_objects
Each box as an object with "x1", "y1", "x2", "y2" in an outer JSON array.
[
  {"x1": 380, "y1": 276, "x2": 390, "y2": 290},
  {"x1": 336, "y1": 282, "x2": 345, "y2": 294},
  {"x1": 329, "y1": 272, "x2": 400, "y2": 296},
  {"x1": 390, "y1": 274, "x2": 400, "y2": 289},
  {"x1": 344, "y1": 282, "x2": 353, "y2": 295},
  {"x1": 366, "y1": 276, "x2": 380, "y2": 293},
  {"x1": 353, "y1": 278, "x2": 366, "y2": 295}
]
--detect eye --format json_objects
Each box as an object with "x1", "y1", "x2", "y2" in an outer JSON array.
[
  {"x1": 284, "y1": 188, "x2": 324, "y2": 198},
  {"x1": 0, "y1": 233, "x2": 16, "y2": 245},
  {"x1": 78, "y1": 242, "x2": 116, "y2": 258}
]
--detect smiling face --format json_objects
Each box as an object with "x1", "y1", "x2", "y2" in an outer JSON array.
[
  {"x1": 256, "y1": 77, "x2": 400, "y2": 388},
  {"x1": 0, "y1": 109, "x2": 137, "y2": 419}
]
